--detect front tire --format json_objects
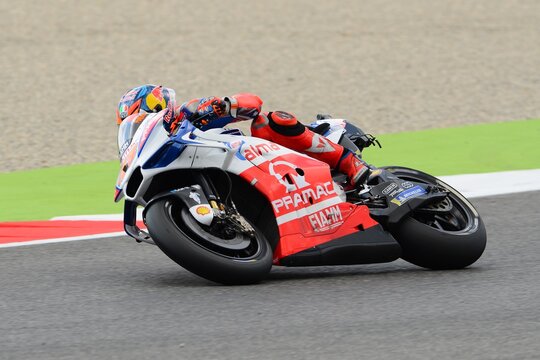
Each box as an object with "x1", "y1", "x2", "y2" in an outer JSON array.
[
  {"x1": 144, "y1": 198, "x2": 273, "y2": 285},
  {"x1": 384, "y1": 166, "x2": 487, "y2": 269}
]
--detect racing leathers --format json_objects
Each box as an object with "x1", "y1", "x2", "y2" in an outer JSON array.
[{"x1": 165, "y1": 93, "x2": 370, "y2": 186}]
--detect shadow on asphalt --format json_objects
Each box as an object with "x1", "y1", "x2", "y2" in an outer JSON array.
[{"x1": 125, "y1": 262, "x2": 488, "y2": 288}]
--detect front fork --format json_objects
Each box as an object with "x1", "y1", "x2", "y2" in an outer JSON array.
[
  {"x1": 194, "y1": 171, "x2": 223, "y2": 212},
  {"x1": 123, "y1": 170, "x2": 242, "y2": 244}
]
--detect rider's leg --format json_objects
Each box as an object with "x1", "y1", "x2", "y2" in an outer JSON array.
[{"x1": 251, "y1": 111, "x2": 370, "y2": 185}]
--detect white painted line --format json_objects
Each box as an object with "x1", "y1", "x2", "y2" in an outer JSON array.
[
  {"x1": 439, "y1": 169, "x2": 540, "y2": 198},
  {"x1": 0, "y1": 231, "x2": 127, "y2": 249},
  {"x1": 51, "y1": 208, "x2": 143, "y2": 221},
  {"x1": 51, "y1": 214, "x2": 124, "y2": 221}
]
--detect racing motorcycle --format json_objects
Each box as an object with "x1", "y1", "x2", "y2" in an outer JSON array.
[{"x1": 115, "y1": 111, "x2": 487, "y2": 285}]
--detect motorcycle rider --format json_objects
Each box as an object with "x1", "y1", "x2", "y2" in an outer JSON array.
[{"x1": 116, "y1": 84, "x2": 371, "y2": 186}]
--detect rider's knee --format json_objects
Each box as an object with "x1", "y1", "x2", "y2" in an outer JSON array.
[
  {"x1": 268, "y1": 111, "x2": 305, "y2": 136},
  {"x1": 251, "y1": 111, "x2": 306, "y2": 142}
]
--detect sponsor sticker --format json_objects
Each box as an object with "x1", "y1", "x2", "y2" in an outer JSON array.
[
  {"x1": 271, "y1": 181, "x2": 335, "y2": 213},
  {"x1": 382, "y1": 183, "x2": 398, "y2": 195},
  {"x1": 242, "y1": 142, "x2": 281, "y2": 161},
  {"x1": 390, "y1": 185, "x2": 427, "y2": 206},
  {"x1": 401, "y1": 181, "x2": 414, "y2": 189},
  {"x1": 121, "y1": 141, "x2": 136, "y2": 162},
  {"x1": 119, "y1": 140, "x2": 130, "y2": 158},
  {"x1": 189, "y1": 192, "x2": 201, "y2": 204},
  {"x1": 119, "y1": 103, "x2": 128, "y2": 119},
  {"x1": 163, "y1": 107, "x2": 173, "y2": 124},
  {"x1": 308, "y1": 205, "x2": 343, "y2": 232},
  {"x1": 389, "y1": 188, "x2": 403, "y2": 197},
  {"x1": 189, "y1": 204, "x2": 214, "y2": 226},
  {"x1": 196, "y1": 206, "x2": 211, "y2": 215}
]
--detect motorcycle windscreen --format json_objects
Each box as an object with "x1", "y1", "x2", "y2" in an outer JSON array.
[{"x1": 115, "y1": 113, "x2": 147, "y2": 201}]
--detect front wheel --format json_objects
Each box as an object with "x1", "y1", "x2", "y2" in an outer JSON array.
[
  {"x1": 384, "y1": 166, "x2": 487, "y2": 269},
  {"x1": 144, "y1": 198, "x2": 273, "y2": 285}
]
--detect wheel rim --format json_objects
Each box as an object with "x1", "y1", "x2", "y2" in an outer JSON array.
[
  {"x1": 165, "y1": 199, "x2": 264, "y2": 260},
  {"x1": 414, "y1": 195, "x2": 470, "y2": 232},
  {"x1": 390, "y1": 173, "x2": 478, "y2": 234}
]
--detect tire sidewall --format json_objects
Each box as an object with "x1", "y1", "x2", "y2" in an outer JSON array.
[{"x1": 395, "y1": 215, "x2": 487, "y2": 269}]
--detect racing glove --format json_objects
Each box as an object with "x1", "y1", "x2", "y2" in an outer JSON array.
[{"x1": 191, "y1": 97, "x2": 230, "y2": 127}]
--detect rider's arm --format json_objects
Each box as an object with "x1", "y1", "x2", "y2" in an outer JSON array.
[
  {"x1": 193, "y1": 93, "x2": 263, "y2": 123},
  {"x1": 224, "y1": 93, "x2": 263, "y2": 121},
  {"x1": 168, "y1": 93, "x2": 263, "y2": 132}
]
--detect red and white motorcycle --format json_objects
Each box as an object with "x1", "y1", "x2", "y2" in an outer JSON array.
[{"x1": 115, "y1": 112, "x2": 486, "y2": 284}]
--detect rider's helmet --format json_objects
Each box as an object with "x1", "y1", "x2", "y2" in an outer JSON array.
[
  {"x1": 116, "y1": 85, "x2": 176, "y2": 158},
  {"x1": 116, "y1": 84, "x2": 176, "y2": 124}
]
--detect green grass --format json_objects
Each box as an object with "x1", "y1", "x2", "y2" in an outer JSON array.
[
  {"x1": 365, "y1": 118, "x2": 540, "y2": 175},
  {"x1": 0, "y1": 162, "x2": 122, "y2": 222},
  {"x1": 1, "y1": 119, "x2": 539, "y2": 222}
]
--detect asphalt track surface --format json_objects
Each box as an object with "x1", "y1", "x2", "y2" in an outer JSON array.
[{"x1": 1, "y1": 191, "x2": 539, "y2": 359}]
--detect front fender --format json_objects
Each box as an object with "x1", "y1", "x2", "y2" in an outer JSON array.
[{"x1": 143, "y1": 185, "x2": 214, "y2": 226}]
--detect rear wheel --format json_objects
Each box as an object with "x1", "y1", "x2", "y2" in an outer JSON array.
[
  {"x1": 144, "y1": 197, "x2": 273, "y2": 285},
  {"x1": 384, "y1": 167, "x2": 487, "y2": 269}
]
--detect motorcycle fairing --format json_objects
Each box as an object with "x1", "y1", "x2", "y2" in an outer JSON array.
[
  {"x1": 165, "y1": 128, "x2": 384, "y2": 262},
  {"x1": 232, "y1": 151, "x2": 380, "y2": 262},
  {"x1": 275, "y1": 204, "x2": 381, "y2": 263},
  {"x1": 115, "y1": 111, "x2": 168, "y2": 202},
  {"x1": 279, "y1": 223, "x2": 400, "y2": 266}
]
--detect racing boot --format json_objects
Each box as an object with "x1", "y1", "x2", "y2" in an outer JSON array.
[{"x1": 336, "y1": 150, "x2": 371, "y2": 187}]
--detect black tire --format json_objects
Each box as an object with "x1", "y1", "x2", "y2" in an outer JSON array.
[
  {"x1": 383, "y1": 166, "x2": 487, "y2": 269},
  {"x1": 144, "y1": 198, "x2": 273, "y2": 285}
]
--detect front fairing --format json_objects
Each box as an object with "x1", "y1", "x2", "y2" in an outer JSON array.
[{"x1": 114, "y1": 111, "x2": 165, "y2": 202}]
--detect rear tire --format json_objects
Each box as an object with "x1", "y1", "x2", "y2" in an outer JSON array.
[
  {"x1": 144, "y1": 198, "x2": 273, "y2": 285},
  {"x1": 393, "y1": 216, "x2": 486, "y2": 269},
  {"x1": 384, "y1": 166, "x2": 487, "y2": 269}
]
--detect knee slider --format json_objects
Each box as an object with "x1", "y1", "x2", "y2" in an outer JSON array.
[
  {"x1": 270, "y1": 111, "x2": 297, "y2": 125},
  {"x1": 268, "y1": 111, "x2": 305, "y2": 136}
]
